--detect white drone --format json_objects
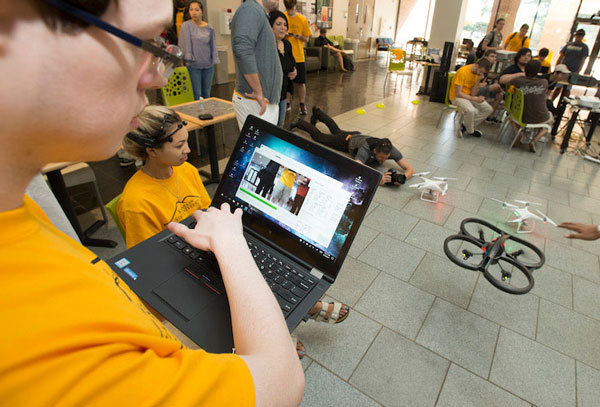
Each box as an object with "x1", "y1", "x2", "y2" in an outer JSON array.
[
  {"x1": 409, "y1": 172, "x2": 456, "y2": 203},
  {"x1": 492, "y1": 198, "x2": 557, "y2": 233}
]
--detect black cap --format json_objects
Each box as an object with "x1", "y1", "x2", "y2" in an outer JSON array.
[{"x1": 575, "y1": 28, "x2": 586, "y2": 36}]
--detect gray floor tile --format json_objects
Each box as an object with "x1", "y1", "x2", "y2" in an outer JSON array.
[
  {"x1": 477, "y1": 198, "x2": 516, "y2": 227},
  {"x1": 294, "y1": 301, "x2": 382, "y2": 380},
  {"x1": 355, "y1": 272, "x2": 434, "y2": 339},
  {"x1": 429, "y1": 168, "x2": 472, "y2": 191},
  {"x1": 416, "y1": 298, "x2": 499, "y2": 377},
  {"x1": 409, "y1": 252, "x2": 479, "y2": 308},
  {"x1": 468, "y1": 278, "x2": 539, "y2": 339},
  {"x1": 327, "y1": 257, "x2": 380, "y2": 307},
  {"x1": 537, "y1": 299, "x2": 600, "y2": 370},
  {"x1": 573, "y1": 276, "x2": 600, "y2": 321},
  {"x1": 533, "y1": 161, "x2": 570, "y2": 178},
  {"x1": 502, "y1": 152, "x2": 535, "y2": 169},
  {"x1": 350, "y1": 328, "x2": 449, "y2": 407},
  {"x1": 547, "y1": 201, "x2": 593, "y2": 224},
  {"x1": 529, "y1": 182, "x2": 570, "y2": 204},
  {"x1": 451, "y1": 150, "x2": 485, "y2": 166},
  {"x1": 438, "y1": 188, "x2": 484, "y2": 213},
  {"x1": 401, "y1": 198, "x2": 455, "y2": 225},
  {"x1": 568, "y1": 192, "x2": 600, "y2": 214},
  {"x1": 514, "y1": 166, "x2": 551, "y2": 185},
  {"x1": 481, "y1": 157, "x2": 517, "y2": 176},
  {"x1": 427, "y1": 154, "x2": 464, "y2": 171},
  {"x1": 550, "y1": 175, "x2": 590, "y2": 196},
  {"x1": 571, "y1": 234, "x2": 600, "y2": 256},
  {"x1": 358, "y1": 233, "x2": 426, "y2": 280},
  {"x1": 437, "y1": 364, "x2": 529, "y2": 407},
  {"x1": 348, "y1": 225, "x2": 379, "y2": 258},
  {"x1": 491, "y1": 172, "x2": 531, "y2": 194},
  {"x1": 302, "y1": 363, "x2": 380, "y2": 407},
  {"x1": 544, "y1": 239, "x2": 600, "y2": 283},
  {"x1": 457, "y1": 163, "x2": 496, "y2": 181},
  {"x1": 362, "y1": 204, "x2": 419, "y2": 241},
  {"x1": 301, "y1": 355, "x2": 313, "y2": 371},
  {"x1": 531, "y1": 265, "x2": 573, "y2": 310},
  {"x1": 489, "y1": 327, "x2": 576, "y2": 407},
  {"x1": 466, "y1": 178, "x2": 509, "y2": 200},
  {"x1": 404, "y1": 220, "x2": 454, "y2": 253},
  {"x1": 444, "y1": 207, "x2": 478, "y2": 232},
  {"x1": 472, "y1": 146, "x2": 508, "y2": 161},
  {"x1": 371, "y1": 186, "x2": 414, "y2": 211},
  {"x1": 577, "y1": 362, "x2": 600, "y2": 407}
]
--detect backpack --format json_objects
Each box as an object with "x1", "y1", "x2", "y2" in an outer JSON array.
[
  {"x1": 342, "y1": 54, "x2": 354, "y2": 71},
  {"x1": 476, "y1": 31, "x2": 495, "y2": 59},
  {"x1": 506, "y1": 32, "x2": 528, "y2": 48}
]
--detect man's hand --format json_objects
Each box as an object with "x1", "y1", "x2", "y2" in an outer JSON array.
[
  {"x1": 558, "y1": 222, "x2": 600, "y2": 241},
  {"x1": 167, "y1": 203, "x2": 246, "y2": 253},
  {"x1": 288, "y1": 67, "x2": 297, "y2": 80},
  {"x1": 380, "y1": 172, "x2": 391, "y2": 185},
  {"x1": 244, "y1": 90, "x2": 269, "y2": 116},
  {"x1": 473, "y1": 95, "x2": 485, "y2": 103}
]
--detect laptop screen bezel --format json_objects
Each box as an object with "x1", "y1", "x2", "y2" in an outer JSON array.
[{"x1": 211, "y1": 115, "x2": 382, "y2": 280}]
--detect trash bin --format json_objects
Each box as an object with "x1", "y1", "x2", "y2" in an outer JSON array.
[{"x1": 215, "y1": 45, "x2": 229, "y2": 85}]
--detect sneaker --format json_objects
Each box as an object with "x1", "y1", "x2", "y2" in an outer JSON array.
[
  {"x1": 471, "y1": 130, "x2": 482, "y2": 138},
  {"x1": 286, "y1": 103, "x2": 291, "y2": 112},
  {"x1": 310, "y1": 106, "x2": 321, "y2": 126},
  {"x1": 529, "y1": 142, "x2": 537, "y2": 153},
  {"x1": 299, "y1": 104, "x2": 307, "y2": 115},
  {"x1": 119, "y1": 158, "x2": 136, "y2": 167}
]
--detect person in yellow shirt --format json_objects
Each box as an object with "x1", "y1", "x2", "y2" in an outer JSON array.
[
  {"x1": 271, "y1": 167, "x2": 297, "y2": 207},
  {"x1": 449, "y1": 58, "x2": 494, "y2": 138},
  {"x1": 504, "y1": 24, "x2": 530, "y2": 52},
  {"x1": 0, "y1": 1, "x2": 304, "y2": 405},
  {"x1": 117, "y1": 105, "x2": 211, "y2": 248},
  {"x1": 536, "y1": 48, "x2": 552, "y2": 74},
  {"x1": 284, "y1": 0, "x2": 312, "y2": 115}
]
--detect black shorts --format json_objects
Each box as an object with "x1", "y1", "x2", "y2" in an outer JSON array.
[{"x1": 293, "y1": 62, "x2": 306, "y2": 84}]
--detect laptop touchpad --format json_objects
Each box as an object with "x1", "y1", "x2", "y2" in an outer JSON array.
[{"x1": 153, "y1": 271, "x2": 217, "y2": 321}]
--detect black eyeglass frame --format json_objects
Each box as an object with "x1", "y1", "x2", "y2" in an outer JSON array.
[{"x1": 43, "y1": 0, "x2": 182, "y2": 68}]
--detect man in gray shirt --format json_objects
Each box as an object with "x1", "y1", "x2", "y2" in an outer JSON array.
[
  {"x1": 231, "y1": 0, "x2": 283, "y2": 129},
  {"x1": 292, "y1": 107, "x2": 415, "y2": 186}
]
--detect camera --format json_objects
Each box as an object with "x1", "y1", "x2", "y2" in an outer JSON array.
[{"x1": 386, "y1": 169, "x2": 406, "y2": 186}]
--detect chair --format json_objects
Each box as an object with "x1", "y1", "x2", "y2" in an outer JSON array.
[
  {"x1": 383, "y1": 49, "x2": 413, "y2": 93},
  {"x1": 375, "y1": 37, "x2": 394, "y2": 59},
  {"x1": 435, "y1": 72, "x2": 464, "y2": 138},
  {"x1": 60, "y1": 162, "x2": 108, "y2": 228},
  {"x1": 105, "y1": 193, "x2": 125, "y2": 240},
  {"x1": 496, "y1": 90, "x2": 513, "y2": 140},
  {"x1": 506, "y1": 88, "x2": 553, "y2": 155}
]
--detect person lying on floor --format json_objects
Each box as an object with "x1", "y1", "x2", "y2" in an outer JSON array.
[{"x1": 291, "y1": 106, "x2": 415, "y2": 186}]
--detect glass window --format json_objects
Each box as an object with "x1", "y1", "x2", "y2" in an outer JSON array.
[{"x1": 461, "y1": 0, "x2": 495, "y2": 45}]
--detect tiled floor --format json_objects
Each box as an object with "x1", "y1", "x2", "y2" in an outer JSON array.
[{"x1": 84, "y1": 58, "x2": 600, "y2": 406}]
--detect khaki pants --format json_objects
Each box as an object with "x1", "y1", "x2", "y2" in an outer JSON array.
[
  {"x1": 451, "y1": 98, "x2": 493, "y2": 134},
  {"x1": 232, "y1": 92, "x2": 279, "y2": 130}
]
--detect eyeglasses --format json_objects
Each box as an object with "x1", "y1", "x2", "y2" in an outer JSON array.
[{"x1": 44, "y1": 0, "x2": 182, "y2": 78}]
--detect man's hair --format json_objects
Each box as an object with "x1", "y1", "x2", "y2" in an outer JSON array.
[
  {"x1": 475, "y1": 58, "x2": 491, "y2": 71},
  {"x1": 30, "y1": 0, "x2": 115, "y2": 33},
  {"x1": 283, "y1": 0, "x2": 297, "y2": 10},
  {"x1": 123, "y1": 105, "x2": 184, "y2": 160},
  {"x1": 525, "y1": 60, "x2": 542, "y2": 78},
  {"x1": 373, "y1": 138, "x2": 393, "y2": 155},
  {"x1": 269, "y1": 10, "x2": 288, "y2": 27},
  {"x1": 520, "y1": 24, "x2": 529, "y2": 30},
  {"x1": 514, "y1": 47, "x2": 531, "y2": 64},
  {"x1": 319, "y1": 28, "x2": 327, "y2": 35},
  {"x1": 483, "y1": 49, "x2": 497, "y2": 57},
  {"x1": 494, "y1": 18, "x2": 505, "y2": 27},
  {"x1": 537, "y1": 48, "x2": 549, "y2": 58}
]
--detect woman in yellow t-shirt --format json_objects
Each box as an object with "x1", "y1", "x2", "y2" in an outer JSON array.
[{"x1": 118, "y1": 105, "x2": 211, "y2": 247}]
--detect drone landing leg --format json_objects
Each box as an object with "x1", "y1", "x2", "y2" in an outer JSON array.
[
  {"x1": 516, "y1": 220, "x2": 535, "y2": 234},
  {"x1": 420, "y1": 189, "x2": 439, "y2": 203}
]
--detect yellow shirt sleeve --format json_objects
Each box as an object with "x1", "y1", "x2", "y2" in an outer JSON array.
[
  {"x1": 449, "y1": 65, "x2": 475, "y2": 101},
  {"x1": 280, "y1": 169, "x2": 297, "y2": 188},
  {"x1": 0, "y1": 197, "x2": 255, "y2": 406}
]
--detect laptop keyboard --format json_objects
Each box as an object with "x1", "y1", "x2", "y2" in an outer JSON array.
[{"x1": 164, "y1": 233, "x2": 317, "y2": 316}]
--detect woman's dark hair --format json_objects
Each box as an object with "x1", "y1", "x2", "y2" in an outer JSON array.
[
  {"x1": 269, "y1": 10, "x2": 288, "y2": 27},
  {"x1": 514, "y1": 47, "x2": 531, "y2": 64},
  {"x1": 494, "y1": 18, "x2": 505, "y2": 27},
  {"x1": 185, "y1": 0, "x2": 203, "y2": 21},
  {"x1": 31, "y1": 0, "x2": 115, "y2": 33}
]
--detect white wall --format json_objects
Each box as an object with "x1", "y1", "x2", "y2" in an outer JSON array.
[
  {"x1": 427, "y1": 0, "x2": 468, "y2": 66},
  {"x1": 206, "y1": 0, "x2": 241, "y2": 75},
  {"x1": 372, "y1": 0, "x2": 398, "y2": 38}
]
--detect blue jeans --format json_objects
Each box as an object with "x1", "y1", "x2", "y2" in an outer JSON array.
[
  {"x1": 188, "y1": 66, "x2": 214, "y2": 100},
  {"x1": 278, "y1": 99, "x2": 287, "y2": 127}
]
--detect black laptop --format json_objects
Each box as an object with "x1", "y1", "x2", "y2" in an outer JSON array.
[{"x1": 109, "y1": 114, "x2": 381, "y2": 353}]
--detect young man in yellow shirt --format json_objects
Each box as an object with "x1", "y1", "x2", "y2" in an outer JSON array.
[
  {"x1": 0, "y1": 0, "x2": 304, "y2": 405},
  {"x1": 284, "y1": 0, "x2": 312, "y2": 115},
  {"x1": 504, "y1": 24, "x2": 530, "y2": 52},
  {"x1": 450, "y1": 58, "x2": 494, "y2": 138}
]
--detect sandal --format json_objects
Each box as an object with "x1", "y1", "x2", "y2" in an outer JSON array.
[
  {"x1": 309, "y1": 301, "x2": 350, "y2": 324},
  {"x1": 292, "y1": 335, "x2": 305, "y2": 359}
]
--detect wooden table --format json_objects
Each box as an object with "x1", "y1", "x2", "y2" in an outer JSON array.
[
  {"x1": 415, "y1": 61, "x2": 441, "y2": 95},
  {"x1": 171, "y1": 98, "x2": 236, "y2": 185},
  {"x1": 42, "y1": 162, "x2": 117, "y2": 248}
]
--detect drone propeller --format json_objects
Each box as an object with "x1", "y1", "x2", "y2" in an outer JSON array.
[
  {"x1": 514, "y1": 199, "x2": 542, "y2": 207},
  {"x1": 433, "y1": 177, "x2": 457, "y2": 181},
  {"x1": 409, "y1": 183, "x2": 425, "y2": 189},
  {"x1": 535, "y1": 209, "x2": 558, "y2": 226},
  {"x1": 491, "y1": 198, "x2": 518, "y2": 209}
]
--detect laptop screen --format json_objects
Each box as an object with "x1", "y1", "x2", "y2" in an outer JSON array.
[{"x1": 212, "y1": 115, "x2": 381, "y2": 278}]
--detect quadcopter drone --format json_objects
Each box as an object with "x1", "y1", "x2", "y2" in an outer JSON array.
[
  {"x1": 444, "y1": 218, "x2": 545, "y2": 294},
  {"x1": 409, "y1": 172, "x2": 456, "y2": 203},
  {"x1": 492, "y1": 199, "x2": 557, "y2": 233}
]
